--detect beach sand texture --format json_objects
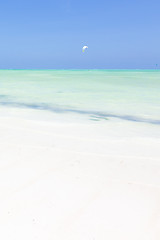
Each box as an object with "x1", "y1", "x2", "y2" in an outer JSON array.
[{"x1": 0, "y1": 70, "x2": 160, "y2": 239}]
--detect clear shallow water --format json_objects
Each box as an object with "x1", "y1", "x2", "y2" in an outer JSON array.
[{"x1": 0, "y1": 70, "x2": 160, "y2": 124}]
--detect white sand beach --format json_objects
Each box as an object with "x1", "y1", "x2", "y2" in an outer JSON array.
[{"x1": 0, "y1": 110, "x2": 160, "y2": 240}]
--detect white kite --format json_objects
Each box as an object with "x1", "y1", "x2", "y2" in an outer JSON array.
[{"x1": 82, "y1": 46, "x2": 88, "y2": 52}]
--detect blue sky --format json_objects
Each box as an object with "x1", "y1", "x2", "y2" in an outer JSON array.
[{"x1": 0, "y1": 0, "x2": 160, "y2": 69}]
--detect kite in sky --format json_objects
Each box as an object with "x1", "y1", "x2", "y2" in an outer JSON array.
[{"x1": 82, "y1": 46, "x2": 88, "y2": 52}]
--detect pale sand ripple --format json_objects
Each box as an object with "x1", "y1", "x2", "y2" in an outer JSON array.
[{"x1": 0, "y1": 117, "x2": 160, "y2": 240}]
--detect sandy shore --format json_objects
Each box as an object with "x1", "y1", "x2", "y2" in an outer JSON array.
[{"x1": 0, "y1": 115, "x2": 160, "y2": 240}]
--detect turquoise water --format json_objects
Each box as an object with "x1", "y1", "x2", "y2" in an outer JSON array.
[{"x1": 0, "y1": 70, "x2": 160, "y2": 124}]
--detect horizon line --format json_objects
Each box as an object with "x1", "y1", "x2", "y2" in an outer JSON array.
[{"x1": 0, "y1": 68, "x2": 159, "y2": 71}]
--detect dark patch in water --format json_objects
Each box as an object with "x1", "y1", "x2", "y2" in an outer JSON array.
[
  {"x1": 90, "y1": 118, "x2": 101, "y2": 121},
  {"x1": 90, "y1": 115, "x2": 109, "y2": 121},
  {"x1": 0, "y1": 95, "x2": 9, "y2": 99}
]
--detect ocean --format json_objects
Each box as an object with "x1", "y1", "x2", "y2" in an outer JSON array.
[{"x1": 0, "y1": 70, "x2": 160, "y2": 125}]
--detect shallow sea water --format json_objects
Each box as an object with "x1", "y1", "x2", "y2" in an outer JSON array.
[{"x1": 0, "y1": 70, "x2": 160, "y2": 125}]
